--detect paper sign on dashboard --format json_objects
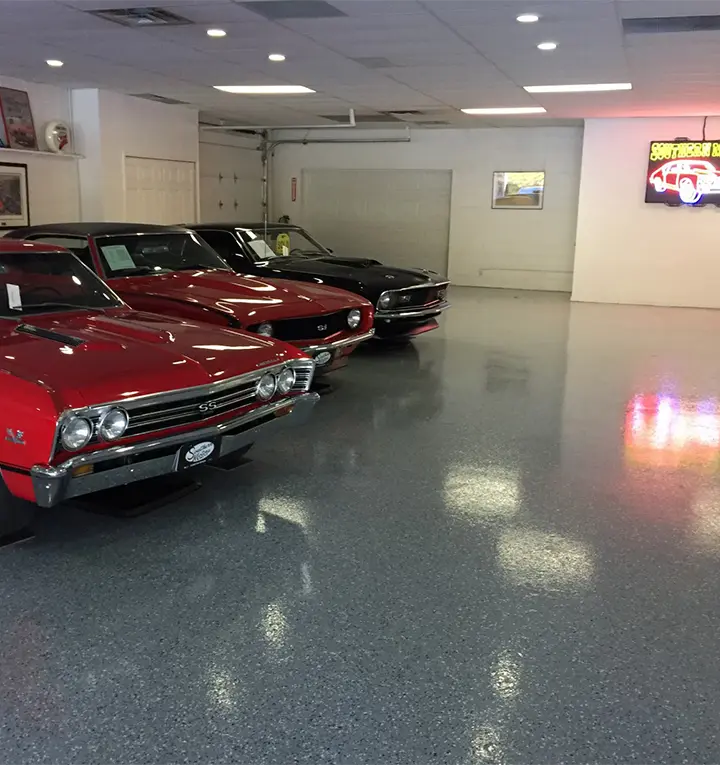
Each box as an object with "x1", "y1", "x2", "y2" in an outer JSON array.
[
  {"x1": 101, "y1": 244, "x2": 136, "y2": 271},
  {"x1": 7, "y1": 283, "x2": 21, "y2": 310}
]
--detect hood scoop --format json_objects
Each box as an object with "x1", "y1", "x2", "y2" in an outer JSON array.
[
  {"x1": 318, "y1": 256, "x2": 382, "y2": 268},
  {"x1": 16, "y1": 324, "x2": 85, "y2": 347}
]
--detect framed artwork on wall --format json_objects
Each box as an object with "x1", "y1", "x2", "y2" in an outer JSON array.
[
  {"x1": 0, "y1": 87, "x2": 38, "y2": 151},
  {"x1": 0, "y1": 162, "x2": 30, "y2": 228},
  {"x1": 492, "y1": 171, "x2": 545, "y2": 209}
]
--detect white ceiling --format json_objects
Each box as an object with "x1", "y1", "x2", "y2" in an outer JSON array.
[{"x1": 1, "y1": 0, "x2": 719, "y2": 127}]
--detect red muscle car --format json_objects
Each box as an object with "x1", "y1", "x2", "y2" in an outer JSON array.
[
  {"x1": 6, "y1": 223, "x2": 375, "y2": 373},
  {"x1": 649, "y1": 159, "x2": 720, "y2": 204},
  {"x1": 0, "y1": 239, "x2": 319, "y2": 534}
]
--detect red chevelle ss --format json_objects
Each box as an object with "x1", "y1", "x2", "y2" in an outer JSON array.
[
  {"x1": 0, "y1": 239, "x2": 319, "y2": 534},
  {"x1": 6, "y1": 223, "x2": 375, "y2": 373}
]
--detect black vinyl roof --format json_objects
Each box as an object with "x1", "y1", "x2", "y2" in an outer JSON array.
[
  {"x1": 191, "y1": 222, "x2": 302, "y2": 232},
  {"x1": 9, "y1": 222, "x2": 190, "y2": 238}
]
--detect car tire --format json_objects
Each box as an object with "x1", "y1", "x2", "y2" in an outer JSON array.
[
  {"x1": 0, "y1": 476, "x2": 35, "y2": 542},
  {"x1": 679, "y1": 177, "x2": 701, "y2": 204}
]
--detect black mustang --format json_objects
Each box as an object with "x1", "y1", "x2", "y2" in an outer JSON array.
[{"x1": 192, "y1": 222, "x2": 450, "y2": 340}]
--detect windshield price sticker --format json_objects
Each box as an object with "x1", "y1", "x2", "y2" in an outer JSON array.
[
  {"x1": 7, "y1": 283, "x2": 21, "y2": 310},
  {"x1": 101, "y1": 244, "x2": 136, "y2": 272}
]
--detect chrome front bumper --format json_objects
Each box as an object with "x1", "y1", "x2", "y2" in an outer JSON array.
[
  {"x1": 300, "y1": 329, "x2": 375, "y2": 353},
  {"x1": 375, "y1": 300, "x2": 451, "y2": 322},
  {"x1": 300, "y1": 329, "x2": 375, "y2": 369},
  {"x1": 31, "y1": 393, "x2": 319, "y2": 508}
]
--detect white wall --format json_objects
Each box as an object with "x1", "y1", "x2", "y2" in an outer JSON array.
[
  {"x1": 271, "y1": 127, "x2": 583, "y2": 291},
  {"x1": 573, "y1": 116, "x2": 720, "y2": 309},
  {"x1": 0, "y1": 75, "x2": 80, "y2": 225},
  {"x1": 199, "y1": 133, "x2": 262, "y2": 223},
  {"x1": 72, "y1": 89, "x2": 199, "y2": 221}
]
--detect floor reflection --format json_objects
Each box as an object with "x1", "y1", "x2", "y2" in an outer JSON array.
[{"x1": 625, "y1": 394, "x2": 720, "y2": 471}]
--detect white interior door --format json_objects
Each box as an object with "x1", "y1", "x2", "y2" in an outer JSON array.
[
  {"x1": 301, "y1": 169, "x2": 452, "y2": 274},
  {"x1": 124, "y1": 156, "x2": 196, "y2": 224}
]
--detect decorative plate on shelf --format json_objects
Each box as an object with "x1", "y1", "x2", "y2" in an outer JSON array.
[{"x1": 44, "y1": 120, "x2": 71, "y2": 153}]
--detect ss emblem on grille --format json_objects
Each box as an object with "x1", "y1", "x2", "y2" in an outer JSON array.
[
  {"x1": 317, "y1": 324, "x2": 328, "y2": 332},
  {"x1": 399, "y1": 294, "x2": 412, "y2": 303},
  {"x1": 199, "y1": 401, "x2": 218, "y2": 413}
]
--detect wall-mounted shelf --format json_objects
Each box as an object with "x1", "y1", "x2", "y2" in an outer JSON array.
[{"x1": 0, "y1": 147, "x2": 84, "y2": 159}]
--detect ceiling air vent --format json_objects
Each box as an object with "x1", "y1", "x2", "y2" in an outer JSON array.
[
  {"x1": 131, "y1": 93, "x2": 189, "y2": 105},
  {"x1": 240, "y1": 1, "x2": 346, "y2": 20},
  {"x1": 86, "y1": 7, "x2": 193, "y2": 27},
  {"x1": 383, "y1": 110, "x2": 424, "y2": 118},
  {"x1": 623, "y1": 15, "x2": 720, "y2": 34},
  {"x1": 321, "y1": 113, "x2": 403, "y2": 124}
]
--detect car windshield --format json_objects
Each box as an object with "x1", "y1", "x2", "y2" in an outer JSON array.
[
  {"x1": 0, "y1": 249, "x2": 122, "y2": 318},
  {"x1": 243, "y1": 227, "x2": 331, "y2": 260},
  {"x1": 97, "y1": 232, "x2": 231, "y2": 277}
]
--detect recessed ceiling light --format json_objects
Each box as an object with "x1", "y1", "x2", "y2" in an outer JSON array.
[
  {"x1": 46, "y1": 59, "x2": 64, "y2": 67},
  {"x1": 461, "y1": 106, "x2": 547, "y2": 115},
  {"x1": 207, "y1": 28, "x2": 226, "y2": 37},
  {"x1": 214, "y1": 85, "x2": 315, "y2": 94},
  {"x1": 524, "y1": 82, "x2": 632, "y2": 93},
  {"x1": 537, "y1": 41, "x2": 558, "y2": 51},
  {"x1": 517, "y1": 13, "x2": 539, "y2": 23},
  {"x1": 268, "y1": 53, "x2": 286, "y2": 62}
]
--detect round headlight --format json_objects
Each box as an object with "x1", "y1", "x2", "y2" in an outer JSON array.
[
  {"x1": 347, "y1": 308, "x2": 362, "y2": 329},
  {"x1": 277, "y1": 367, "x2": 296, "y2": 394},
  {"x1": 99, "y1": 407, "x2": 129, "y2": 441},
  {"x1": 256, "y1": 322, "x2": 273, "y2": 337},
  {"x1": 378, "y1": 293, "x2": 393, "y2": 309},
  {"x1": 256, "y1": 372, "x2": 277, "y2": 401},
  {"x1": 60, "y1": 416, "x2": 93, "y2": 451}
]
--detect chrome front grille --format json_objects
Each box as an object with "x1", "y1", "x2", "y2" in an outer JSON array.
[
  {"x1": 124, "y1": 378, "x2": 258, "y2": 437},
  {"x1": 53, "y1": 359, "x2": 316, "y2": 455},
  {"x1": 292, "y1": 359, "x2": 315, "y2": 392},
  {"x1": 378, "y1": 281, "x2": 450, "y2": 311},
  {"x1": 248, "y1": 310, "x2": 349, "y2": 341}
]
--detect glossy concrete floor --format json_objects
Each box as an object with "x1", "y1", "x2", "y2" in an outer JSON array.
[{"x1": 3, "y1": 287, "x2": 720, "y2": 764}]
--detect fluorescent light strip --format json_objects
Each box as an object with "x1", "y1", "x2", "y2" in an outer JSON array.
[
  {"x1": 214, "y1": 85, "x2": 315, "y2": 94},
  {"x1": 524, "y1": 83, "x2": 632, "y2": 93},
  {"x1": 461, "y1": 107, "x2": 546, "y2": 115}
]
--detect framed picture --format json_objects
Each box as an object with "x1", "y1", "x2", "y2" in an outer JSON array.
[
  {"x1": 0, "y1": 162, "x2": 30, "y2": 228},
  {"x1": 0, "y1": 87, "x2": 37, "y2": 151},
  {"x1": 492, "y1": 171, "x2": 545, "y2": 209}
]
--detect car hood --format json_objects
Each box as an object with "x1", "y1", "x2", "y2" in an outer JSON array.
[
  {"x1": 0, "y1": 309, "x2": 298, "y2": 411},
  {"x1": 109, "y1": 270, "x2": 367, "y2": 322},
  {"x1": 259, "y1": 255, "x2": 445, "y2": 295}
]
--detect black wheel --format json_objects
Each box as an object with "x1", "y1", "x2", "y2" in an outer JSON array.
[{"x1": 0, "y1": 478, "x2": 35, "y2": 546}]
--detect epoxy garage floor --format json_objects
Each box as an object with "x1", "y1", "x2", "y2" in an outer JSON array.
[{"x1": 3, "y1": 287, "x2": 720, "y2": 764}]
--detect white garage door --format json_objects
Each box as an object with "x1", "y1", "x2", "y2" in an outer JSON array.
[
  {"x1": 301, "y1": 169, "x2": 452, "y2": 274},
  {"x1": 124, "y1": 156, "x2": 196, "y2": 225}
]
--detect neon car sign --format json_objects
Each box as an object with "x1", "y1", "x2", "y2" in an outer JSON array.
[{"x1": 646, "y1": 140, "x2": 720, "y2": 205}]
